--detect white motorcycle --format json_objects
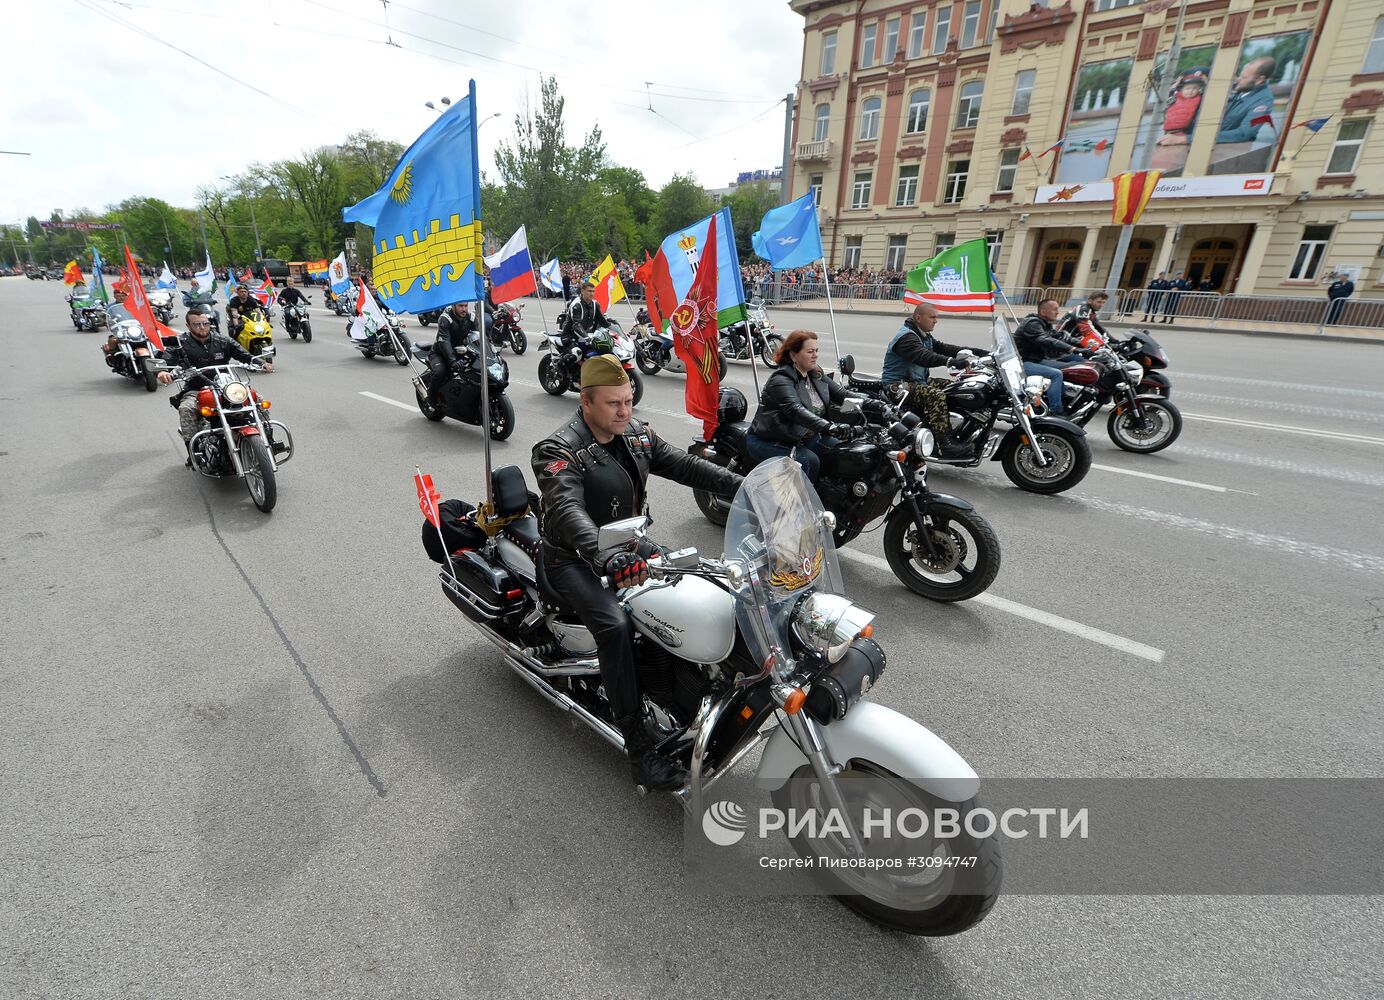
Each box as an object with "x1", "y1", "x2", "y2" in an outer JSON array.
[{"x1": 422, "y1": 457, "x2": 1000, "y2": 935}]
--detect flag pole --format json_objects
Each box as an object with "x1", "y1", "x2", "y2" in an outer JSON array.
[
  {"x1": 476, "y1": 299, "x2": 494, "y2": 506},
  {"x1": 1293, "y1": 116, "x2": 1330, "y2": 159},
  {"x1": 528, "y1": 263, "x2": 553, "y2": 337},
  {"x1": 819, "y1": 259, "x2": 843, "y2": 365},
  {"x1": 419, "y1": 465, "x2": 456, "y2": 578}
]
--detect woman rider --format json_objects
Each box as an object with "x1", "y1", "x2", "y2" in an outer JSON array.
[{"x1": 744, "y1": 329, "x2": 888, "y2": 483}]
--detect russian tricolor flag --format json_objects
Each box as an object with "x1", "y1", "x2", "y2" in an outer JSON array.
[{"x1": 483, "y1": 225, "x2": 537, "y2": 304}]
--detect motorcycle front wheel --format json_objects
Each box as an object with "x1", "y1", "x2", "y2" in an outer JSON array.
[
  {"x1": 1108, "y1": 397, "x2": 1182, "y2": 454},
  {"x1": 489, "y1": 394, "x2": 516, "y2": 441},
  {"x1": 142, "y1": 358, "x2": 159, "y2": 393},
  {"x1": 509, "y1": 330, "x2": 528, "y2": 355},
  {"x1": 628, "y1": 370, "x2": 644, "y2": 406},
  {"x1": 538, "y1": 356, "x2": 568, "y2": 396},
  {"x1": 771, "y1": 761, "x2": 1001, "y2": 937},
  {"x1": 760, "y1": 334, "x2": 783, "y2": 368},
  {"x1": 302, "y1": 323, "x2": 312, "y2": 344},
  {"x1": 239, "y1": 435, "x2": 277, "y2": 513},
  {"x1": 416, "y1": 381, "x2": 445, "y2": 422},
  {"x1": 392, "y1": 332, "x2": 410, "y2": 366},
  {"x1": 287, "y1": 327, "x2": 298, "y2": 340},
  {"x1": 1000, "y1": 429, "x2": 1091, "y2": 494},
  {"x1": 636, "y1": 343, "x2": 663, "y2": 376},
  {"x1": 883, "y1": 502, "x2": 1000, "y2": 602}
]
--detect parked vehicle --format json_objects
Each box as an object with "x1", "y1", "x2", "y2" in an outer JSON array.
[
  {"x1": 410, "y1": 336, "x2": 516, "y2": 439},
  {"x1": 421, "y1": 457, "x2": 1001, "y2": 934},
  {"x1": 102, "y1": 319, "x2": 160, "y2": 391},
  {"x1": 256, "y1": 258, "x2": 290, "y2": 286}
]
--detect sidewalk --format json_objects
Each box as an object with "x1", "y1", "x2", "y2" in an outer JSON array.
[{"x1": 765, "y1": 296, "x2": 1384, "y2": 344}]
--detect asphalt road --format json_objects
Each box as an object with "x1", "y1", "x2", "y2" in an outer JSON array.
[{"x1": 3, "y1": 277, "x2": 1381, "y2": 999}]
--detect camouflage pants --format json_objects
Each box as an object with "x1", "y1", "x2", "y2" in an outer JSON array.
[
  {"x1": 178, "y1": 393, "x2": 203, "y2": 442},
  {"x1": 896, "y1": 379, "x2": 953, "y2": 434}
]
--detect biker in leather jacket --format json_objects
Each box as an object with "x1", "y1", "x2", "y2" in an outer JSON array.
[{"x1": 428, "y1": 303, "x2": 477, "y2": 393}]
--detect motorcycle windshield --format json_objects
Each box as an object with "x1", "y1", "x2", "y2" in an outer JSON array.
[
  {"x1": 723, "y1": 457, "x2": 842, "y2": 669},
  {"x1": 990, "y1": 316, "x2": 1025, "y2": 400}
]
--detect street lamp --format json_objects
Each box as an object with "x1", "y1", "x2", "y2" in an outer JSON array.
[
  {"x1": 220, "y1": 174, "x2": 263, "y2": 261},
  {"x1": 425, "y1": 96, "x2": 502, "y2": 130},
  {"x1": 424, "y1": 95, "x2": 452, "y2": 111}
]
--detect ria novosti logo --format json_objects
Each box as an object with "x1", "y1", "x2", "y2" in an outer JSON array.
[{"x1": 701, "y1": 801, "x2": 748, "y2": 846}]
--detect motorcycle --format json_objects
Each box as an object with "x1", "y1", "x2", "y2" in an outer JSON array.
[
  {"x1": 327, "y1": 284, "x2": 357, "y2": 316},
  {"x1": 537, "y1": 319, "x2": 644, "y2": 405},
  {"x1": 67, "y1": 292, "x2": 108, "y2": 332},
  {"x1": 348, "y1": 305, "x2": 410, "y2": 365},
  {"x1": 282, "y1": 301, "x2": 313, "y2": 343},
  {"x1": 411, "y1": 335, "x2": 517, "y2": 440},
  {"x1": 490, "y1": 303, "x2": 529, "y2": 355},
  {"x1": 420, "y1": 457, "x2": 1000, "y2": 934},
  {"x1": 690, "y1": 389, "x2": 1000, "y2": 602},
  {"x1": 719, "y1": 297, "x2": 783, "y2": 368},
  {"x1": 147, "y1": 288, "x2": 176, "y2": 325},
  {"x1": 164, "y1": 356, "x2": 292, "y2": 513},
  {"x1": 1063, "y1": 315, "x2": 1173, "y2": 399},
  {"x1": 632, "y1": 306, "x2": 729, "y2": 380},
  {"x1": 232, "y1": 308, "x2": 275, "y2": 359},
  {"x1": 182, "y1": 291, "x2": 221, "y2": 334},
  {"x1": 1033, "y1": 346, "x2": 1182, "y2": 454},
  {"x1": 101, "y1": 319, "x2": 160, "y2": 391},
  {"x1": 842, "y1": 321, "x2": 1092, "y2": 495}
]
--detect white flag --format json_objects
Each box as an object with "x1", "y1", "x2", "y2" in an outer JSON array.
[
  {"x1": 156, "y1": 263, "x2": 177, "y2": 289},
  {"x1": 539, "y1": 257, "x2": 562, "y2": 294},
  {"x1": 329, "y1": 252, "x2": 351, "y2": 294},
  {"x1": 349, "y1": 278, "x2": 390, "y2": 342},
  {"x1": 193, "y1": 252, "x2": 216, "y2": 295}
]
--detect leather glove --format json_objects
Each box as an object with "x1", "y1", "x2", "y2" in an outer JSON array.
[
  {"x1": 603, "y1": 551, "x2": 650, "y2": 589},
  {"x1": 827, "y1": 423, "x2": 857, "y2": 441}
]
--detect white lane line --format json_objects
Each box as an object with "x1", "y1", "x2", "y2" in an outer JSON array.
[
  {"x1": 839, "y1": 549, "x2": 1166, "y2": 663},
  {"x1": 1177, "y1": 391, "x2": 1384, "y2": 425},
  {"x1": 1179, "y1": 371, "x2": 1384, "y2": 402},
  {"x1": 1181, "y1": 412, "x2": 1384, "y2": 447},
  {"x1": 359, "y1": 390, "x2": 416, "y2": 412},
  {"x1": 1088, "y1": 463, "x2": 1250, "y2": 494},
  {"x1": 1173, "y1": 445, "x2": 1384, "y2": 490},
  {"x1": 1073, "y1": 495, "x2": 1384, "y2": 576}
]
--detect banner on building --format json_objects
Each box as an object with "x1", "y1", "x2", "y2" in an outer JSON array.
[
  {"x1": 1034, "y1": 173, "x2": 1275, "y2": 205},
  {"x1": 1130, "y1": 44, "x2": 1217, "y2": 179},
  {"x1": 1055, "y1": 58, "x2": 1133, "y2": 183},
  {"x1": 1208, "y1": 31, "x2": 1312, "y2": 176}
]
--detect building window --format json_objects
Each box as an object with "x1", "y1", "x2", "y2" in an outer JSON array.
[
  {"x1": 955, "y1": 81, "x2": 983, "y2": 129},
  {"x1": 908, "y1": 11, "x2": 927, "y2": 59},
  {"x1": 996, "y1": 148, "x2": 1020, "y2": 192},
  {"x1": 1325, "y1": 120, "x2": 1369, "y2": 175},
  {"x1": 1011, "y1": 70, "x2": 1036, "y2": 116},
  {"x1": 1364, "y1": 19, "x2": 1384, "y2": 74},
  {"x1": 1094, "y1": 0, "x2": 1138, "y2": 10},
  {"x1": 986, "y1": 230, "x2": 1004, "y2": 270},
  {"x1": 814, "y1": 103, "x2": 830, "y2": 142},
  {"x1": 844, "y1": 236, "x2": 863, "y2": 269},
  {"x1": 1288, "y1": 225, "x2": 1333, "y2": 280},
  {"x1": 986, "y1": 4, "x2": 999, "y2": 44},
  {"x1": 906, "y1": 89, "x2": 931, "y2": 133},
  {"x1": 935, "y1": 232, "x2": 956, "y2": 255},
  {"x1": 859, "y1": 97, "x2": 882, "y2": 140},
  {"x1": 933, "y1": 7, "x2": 951, "y2": 54},
  {"x1": 821, "y1": 31, "x2": 837, "y2": 75},
  {"x1": 883, "y1": 16, "x2": 900, "y2": 63},
  {"x1": 895, "y1": 165, "x2": 920, "y2": 206},
  {"x1": 851, "y1": 171, "x2": 873, "y2": 209},
  {"x1": 861, "y1": 23, "x2": 878, "y2": 69},
  {"x1": 809, "y1": 174, "x2": 824, "y2": 205},
  {"x1": 943, "y1": 160, "x2": 970, "y2": 204},
  {"x1": 961, "y1": 1, "x2": 982, "y2": 49},
  {"x1": 886, "y1": 235, "x2": 908, "y2": 272}
]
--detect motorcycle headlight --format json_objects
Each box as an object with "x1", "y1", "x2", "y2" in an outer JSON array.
[
  {"x1": 912, "y1": 427, "x2": 935, "y2": 457},
  {"x1": 115, "y1": 321, "x2": 145, "y2": 341},
  {"x1": 222, "y1": 381, "x2": 250, "y2": 405},
  {"x1": 1123, "y1": 361, "x2": 1145, "y2": 384},
  {"x1": 791, "y1": 593, "x2": 875, "y2": 664}
]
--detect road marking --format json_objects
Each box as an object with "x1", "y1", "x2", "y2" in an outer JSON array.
[
  {"x1": 1071, "y1": 495, "x2": 1384, "y2": 576},
  {"x1": 1181, "y1": 412, "x2": 1384, "y2": 447},
  {"x1": 359, "y1": 390, "x2": 416, "y2": 411},
  {"x1": 1178, "y1": 391, "x2": 1384, "y2": 425},
  {"x1": 1088, "y1": 463, "x2": 1250, "y2": 494},
  {"x1": 1179, "y1": 371, "x2": 1384, "y2": 402},
  {"x1": 1173, "y1": 445, "x2": 1384, "y2": 490},
  {"x1": 838, "y1": 549, "x2": 1166, "y2": 663}
]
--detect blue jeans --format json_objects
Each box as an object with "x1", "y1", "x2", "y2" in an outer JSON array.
[
  {"x1": 745, "y1": 431, "x2": 823, "y2": 482},
  {"x1": 1023, "y1": 362, "x2": 1068, "y2": 414}
]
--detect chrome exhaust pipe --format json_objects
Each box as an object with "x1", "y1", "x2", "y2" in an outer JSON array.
[{"x1": 500, "y1": 655, "x2": 625, "y2": 751}]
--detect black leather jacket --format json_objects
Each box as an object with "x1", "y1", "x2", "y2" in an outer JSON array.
[
  {"x1": 749, "y1": 364, "x2": 856, "y2": 445},
  {"x1": 1014, "y1": 314, "x2": 1079, "y2": 363},
  {"x1": 533, "y1": 410, "x2": 741, "y2": 568},
  {"x1": 563, "y1": 296, "x2": 609, "y2": 336},
  {"x1": 166, "y1": 332, "x2": 255, "y2": 393},
  {"x1": 435, "y1": 309, "x2": 476, "y2": 366}
]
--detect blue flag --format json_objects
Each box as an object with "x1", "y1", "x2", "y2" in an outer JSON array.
[
  {"x1": 343, "y1": 80, "x2": 484, "y2": 313},
  {"x1": 751, "y1": 192, "x2": 823, "y2": 271},
  {"x1": 659, "y1": 207, "x2": 748, "y2": 329},
  {"x1": 225, "y1": 271, "x2": 237, "y2": 302}
]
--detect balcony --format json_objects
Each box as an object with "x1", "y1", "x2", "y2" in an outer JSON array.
[{"x1": 796, "y1": 138, "x2": 832, "y2": 162}]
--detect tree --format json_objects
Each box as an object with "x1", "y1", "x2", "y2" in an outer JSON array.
[
  {"x1": 653, "y1": 174, "x2": 715, "y2": 238},
  {"x1": 273, "y1": 149, "x2": 345, "y2": 257},
  {"x1": 723, "y1": 181, "x2": 782, "y2": 260},
  {"x1": 196, "y1": 187, "x2": 235, "y2": 264}
]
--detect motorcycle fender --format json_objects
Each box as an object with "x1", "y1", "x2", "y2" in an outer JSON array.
[
  {"x1": 993, "y1": 416, "x2": 1085, "y2": 461},
  {"x1": 237, "y1": 427, "x2": 261, "y2": 438},
  {"x1": 1141, "y1": 371, "x2": 1172, "y2": 395},
  {"x1": 921, "y1": 492, "x2": 974, "y2": 513},
  {"x1": 756, "y1": 701, "x2": 979, "y2": 802}
]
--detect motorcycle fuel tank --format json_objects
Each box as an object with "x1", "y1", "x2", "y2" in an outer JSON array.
[
  {"x1": 625, "y1": 574, "x2": 735, "y2": 662},
  {"x1": 1061, "y1": 363, "x2": 1101, "y2": 386},
  {"x1": 820, "y1": 441, "x2": 881, "y2": 480}
]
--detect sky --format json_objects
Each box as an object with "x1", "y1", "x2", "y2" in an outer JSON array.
[{"x1": 2, "y1": 0, "x2": 805, "y2": 225}]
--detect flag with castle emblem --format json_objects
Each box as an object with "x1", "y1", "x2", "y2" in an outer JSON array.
[
  {"x1": 658, "y1": 207, "x2": 747, "y2": 329},
  {"x1": 342, "y1": 80, "x2": 484, "y2": 313},
  {"x1": 903, "y1": 239, "x2": 996, "y2": 313}
]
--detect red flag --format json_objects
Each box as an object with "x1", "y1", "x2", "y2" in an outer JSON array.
[
  {"x1": 634, "y1": 249, "x2": 678, "y2": 334},
  {"x1": 415, "y1": 469, "x2": 441, "y2": 527},
  {"x1": 63, "y1": 260, "x2": 83, "y2": 285},
  {"x1": 119, "y1": 245, "x2": 177, "y2": 350},
  {"x1": 1249, "y1": 114, "x2": 1275, "y2": 130},
  {"x1": 669, "y1": 214, "x2": 721, "y2": 440},
  {"x1": 252, "y1": 277, "x2": 276, "y2": 307},
  {"x1": 1093, "y1": 138, "x2": 1111, "y2": 153},
  {"x1": 1111, "y1": 170, "x2": 1162, "y2": 226}
]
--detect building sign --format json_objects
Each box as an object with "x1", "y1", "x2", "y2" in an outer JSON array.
[
  {"x1": 735, "y1": 168, "x2": 783, "y2": 184},
  {"x1": 1034, "y1": 173, "x2": 1275, "y2": 204},
  {"x1": 1131, "y1": 45, "x2": 1217, "y2": 179},
  {"x1": 39, "y1": 221, "x2": 121, "y2": 230}
]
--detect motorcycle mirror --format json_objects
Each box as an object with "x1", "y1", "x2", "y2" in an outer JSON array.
[
  {"x1": 597, "y1": 516, "x2": 650, "y2": 555},
  {"x1": 839, "y1": 354, "x2": 856, "y2": 376},
  {"x1": 259, "y1": 347, "x2": 276, "y2": 358}
]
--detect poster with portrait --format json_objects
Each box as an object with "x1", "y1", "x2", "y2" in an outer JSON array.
[
  {"x1": 1130, "y1": 44, "x2": 1218, "y2": 179},
  {"x1": 1054, "y1": 58, "x2": 1133, "y2": 183},
  {"x1": 1207, "y1": 31, "x2": 1312, "y2": 176}
]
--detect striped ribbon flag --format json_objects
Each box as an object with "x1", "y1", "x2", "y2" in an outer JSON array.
[{"x1": 1112, "y1": 170, "x2": 1162, "y2": 226}]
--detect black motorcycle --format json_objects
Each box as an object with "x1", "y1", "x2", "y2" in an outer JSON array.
[
  {"x1": 719, "y1": 297, "x2": 782, "y2": 368},
  {"x1": 102, "y1": 319, "x2": 160, "y2": 391},
  {"x1": 282, "y1": 301, "x2": 313, "y2": 343},
  {"x1": 537, "y1": 319, "x2": 644, "y2": 406},
  {"x1": 181, "y1": 291, "x2": 221, "y2": 334},
  {"x1": 411, "y1": 337, "x2": 517, "y2": 440},
  {"x1": 690, "y1": 388, "x2": 1001, "y2": 602}
]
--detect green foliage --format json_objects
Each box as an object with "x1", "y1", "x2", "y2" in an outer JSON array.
[
  {"x1": 653, "y1": 174, "x2": 716, "y2": 238},
  {"x1": 722, "y1": 181, "x2": 782, "y2": 259}
]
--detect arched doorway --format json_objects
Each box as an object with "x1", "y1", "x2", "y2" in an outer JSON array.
[
  {"x1": 1186, "y1": 238, "x2": 1237, "y2": 290},
  {"x1": 1120, "y1": 239, "x2": 1156, "y2": 290},
  {"x1": 1038, "y1": 240, "x2": 1081, "y2": 287}
]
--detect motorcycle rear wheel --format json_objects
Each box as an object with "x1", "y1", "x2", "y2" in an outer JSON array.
[
  {"x1": 636, "y1": 344, "x2": 663, "y2": 376},
  {"x1": 1000, "y1": 429, "x2": 1090, "y2": 494},
  {"x1": 628, "y1": 370, "x2": 644, "y2": 406},
  {"x1": 771, "y1": 761, "x2": 1002, "y2": 937},
  {"x1": 239, "y1": 435, "x2": 277, "y2": 513},
  {"x1": 538, "y1": 356, "x2": 568, "y2": 396},
  {"x1": 416, "y1": 382, "x2": 446, "y2": 422},
  {"x1": 1108, "y1": 397, "x2": 1182, "y2": 454},
  {"x1": 883, "y1": 503, "x2": 1000, "y2": 602}
]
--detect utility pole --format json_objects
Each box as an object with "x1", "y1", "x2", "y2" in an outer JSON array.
[
  {"x1": 197, "y1": 207, "x2": 210, "y2": 258},
  {"x1": 1103, "y1": 0, "x2": 1186, "y2": 301},
  {"x1": 780, "y1": 92, "x2": 796, "y2": 205}
]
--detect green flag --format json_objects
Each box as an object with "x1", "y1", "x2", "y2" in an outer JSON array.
[{"x1": 902, "y1": 239, "x2": 995, "y2": 314}]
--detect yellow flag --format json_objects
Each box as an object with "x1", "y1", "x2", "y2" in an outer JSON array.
[{"x1": 592, "y1": 254, "x2": 626, "y2": 310}]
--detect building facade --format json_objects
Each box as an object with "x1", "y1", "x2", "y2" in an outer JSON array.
[{"x1": 786, "y1": 0, "x2": 1384, "y2": 299}]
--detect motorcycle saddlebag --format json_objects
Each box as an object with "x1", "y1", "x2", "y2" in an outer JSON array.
[
  {"x1": 804, "y1": 637, "x2": 887, "y2": 725},
  {"x1": 422, "y1": 498, "x2": 488, "y2": 563}
]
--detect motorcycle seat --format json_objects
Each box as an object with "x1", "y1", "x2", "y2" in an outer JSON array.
[
  {"x1": 849, "y1": 373, "x2": 884, "y2": 391},
  {"x1": 720, "y1": 420, "x2": 750, "y2": 446},
  {"x1": 502, "y1": 515, "x2": 543, "y2": 562}
]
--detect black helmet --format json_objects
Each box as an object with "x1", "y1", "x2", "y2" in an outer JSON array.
[{"x1": 718, "y1": 386, "x2": 748, "y2": 425}]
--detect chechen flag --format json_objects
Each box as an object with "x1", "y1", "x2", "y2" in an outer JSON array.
[
  {"x1": 482, "y1": 225, "x2": 537, "y2": 305},
  {"x1": 902, "y1": 239, "x2": 996, "y2": 314}
]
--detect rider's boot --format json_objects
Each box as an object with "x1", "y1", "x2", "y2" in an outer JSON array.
[
  {"x1": 933, "y1": 425, "x2": 976, "y2": 460},
  {"x1": 617, "y1": 710, "x2": 686, "y2": 793}
]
